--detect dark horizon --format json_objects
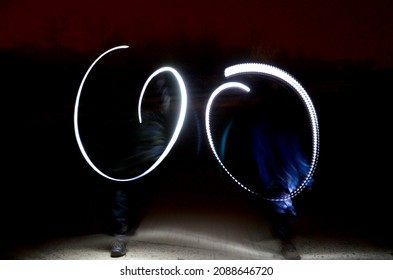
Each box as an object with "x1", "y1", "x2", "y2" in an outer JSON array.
[{"x1": 1, "y1": 0, "x2": 393, "y2": 68}]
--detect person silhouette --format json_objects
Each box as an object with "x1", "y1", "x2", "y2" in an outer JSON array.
[
  {"x1": 102, "y1": 78, "x2": 173, "y2": 257},
  {"x1": 219, "y1": 89, "x2": 313, "y2": 259}
]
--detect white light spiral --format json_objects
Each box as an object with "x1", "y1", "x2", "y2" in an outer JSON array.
[
  {"x1": 207, "y1": 63, "x2": 320, "y2": 200},
  {"x1": 74, "y1": 46, "x2": 188, "y2": 182}
]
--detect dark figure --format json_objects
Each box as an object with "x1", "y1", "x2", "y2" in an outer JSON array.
[
  {"x1": 251, "y1": 119, "x2": 311, "y2": 259},
  {"x1": 102, "y1": 78, "x2": 173, "y2": 257},
  {"x1": 108, "y1": 182, "x2": 148, "y2": 257},
  {"x1": 220, "y1": 89, "x2": 312, "y2": 259}
]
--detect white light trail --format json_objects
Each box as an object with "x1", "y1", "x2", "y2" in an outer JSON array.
[
  {"x1": 207, "y1": 63, "x2": 320, "y2": 200},
  {"x1": 74, "y1": 46, "x2": 187, "y2": 182},
  {"x1": 205, "y1": 82, "x2": 258, "y2": 195},
  {"x1": 136, "y1": 67, "x2": 188, "y2": 180}
]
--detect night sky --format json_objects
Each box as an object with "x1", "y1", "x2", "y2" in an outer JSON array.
[
  {"x1": 1, "y1": 0, "x2": 393, "y2": 256},
  {"x1": 1, "y1": 0, "x2": 393, "y2": 67}
]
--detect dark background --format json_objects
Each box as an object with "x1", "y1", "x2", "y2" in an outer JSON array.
[{"x1": 1, "y1": 0, "x2": 392, "y2": 257}]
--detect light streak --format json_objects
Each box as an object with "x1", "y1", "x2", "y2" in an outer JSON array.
[
  {"x1": 205, "y1": 82, "x2": 257, "y2": 195},
  {"x1": 74, "y1": 46, "x2": 187, "y2": 181},
  {"x1": 206, "y1": 63, "x2": 320, "y2": 200},
  {"x1": 136, "y1": 67, "x2": 188, "y2": 180}
]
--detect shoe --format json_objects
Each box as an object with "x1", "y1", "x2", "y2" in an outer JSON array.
[
  {"x1": 111, "y1": 240, "x2": 127, "y2": 257},
  {"x1": 110, "y1": 233, "x2": 128, "y2": 257},
  {"x1": 281, "y1": 240, "x2": 301, "y2": 260}
]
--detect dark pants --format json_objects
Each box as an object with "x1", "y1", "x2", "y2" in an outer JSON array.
[
  {"x1": 110, "y1": 185, "x2": 147, "y2": 235},
  {"x1": 266, "y1": 203, "x2": 297, "y2": 241}
]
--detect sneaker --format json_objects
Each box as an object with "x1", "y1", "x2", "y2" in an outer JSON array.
[
  {"x1": 111, "y1": 234, "x2": 127, "y2": 258},
  {"x1": 111, "y1": 240, "x2": 127, "y2": 257}
]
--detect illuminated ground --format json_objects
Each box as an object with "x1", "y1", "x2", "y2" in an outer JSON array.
[{"x1": 4, "y1": 184, "x2": 392, "y2": 260}]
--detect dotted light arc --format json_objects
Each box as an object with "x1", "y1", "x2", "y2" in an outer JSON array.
[
  {"x1": 207, "y1": 63, "x2": 320, "y2": 201},
  {"x1": 74, "y1": 46, "x2": 188, "y2": 182},
  {"x1": 205, "y1": 82, "x2": 258, "y2": 196}
]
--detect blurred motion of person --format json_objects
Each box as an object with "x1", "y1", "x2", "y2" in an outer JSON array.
[
  {"x1": 220, "y1": 88, "x2": 313, "y2": 260},
  {"x1": 103, "y1": 78, "x2": 173, "y2": 257},
  {"x1": 250, "y1": 116, "x2": 312, "y2": 260}
]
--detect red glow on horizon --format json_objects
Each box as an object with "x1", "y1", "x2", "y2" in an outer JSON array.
[{"x1": 1, "y1": 0, "x2": 392, "y2": 67}]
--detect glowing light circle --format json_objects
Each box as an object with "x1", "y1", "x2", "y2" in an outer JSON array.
[
  {"x1": 74, "y1": 46, "x2": 188, "y2": 182},
  {"x1": 206, "y1": 63, "x2": 320, "y2": 201}
]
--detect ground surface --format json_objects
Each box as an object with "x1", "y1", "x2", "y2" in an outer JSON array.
[{"x1": 3, "y1": 183, "x2": 392, "y2": 260}]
